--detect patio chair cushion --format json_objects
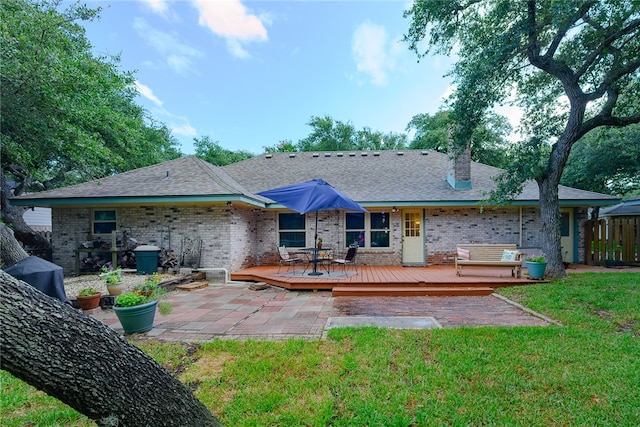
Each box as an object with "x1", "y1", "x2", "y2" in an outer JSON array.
[
  {"x1": 278, "y1": 246, "x2": 292, "y2": 260},
  {"x1": 501, "y1": 249, "x2": 520, "y2": 261},
  {"x1": 457, "y1": 247, "x2": 470, "y2": 260}
]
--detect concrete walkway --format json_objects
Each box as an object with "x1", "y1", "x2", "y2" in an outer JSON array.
[{"x1": 90, "y1": 281, "x2": 554, "y2": 341}]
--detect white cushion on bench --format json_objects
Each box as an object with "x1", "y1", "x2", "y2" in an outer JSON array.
[{"x1": 501, "y1": 250, "x2": 519, "y2": 262}]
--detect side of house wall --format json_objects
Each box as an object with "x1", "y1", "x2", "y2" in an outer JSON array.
[
  {"x1": 425, "y1": 206, "x2": 543, "y2": 264},
  {"x1": 250, "y1": 209, "x2": 403, "y2": 267},
  {"x1": 577, "y1": 207, "x2": 588, "y2": 264},
  {"x1": 51, "y1": 207, "x2": 92, "y2": 274},
  {"x1": 52, "y1": 205, "x2": 243, "y2": 275},
  {"x1": 51, "y1": 204, "x2": 589, "y2": 274}
]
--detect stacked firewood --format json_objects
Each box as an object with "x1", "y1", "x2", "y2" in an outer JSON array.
[
  {"x1": 80, "y1": 255, "x2": 108, "y2": 272},
  {"x1": 159, "y1": 249, "x2": 178, "y2": 272}
]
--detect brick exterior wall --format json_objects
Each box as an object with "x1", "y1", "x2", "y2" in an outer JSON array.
[
  {"x1": 426, "y1": 207, "x2": 530, "y2": 264},
  {"x1": 51, "y1": 204, "x2": 589, "y2": 275},
  {"x1": 52, "y1": 205, "x2": 245, "y2": 275}
]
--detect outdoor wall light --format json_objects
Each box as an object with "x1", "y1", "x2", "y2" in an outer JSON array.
[{"x1": 391, "y1": 206, "x2": 398, "y2": 213}]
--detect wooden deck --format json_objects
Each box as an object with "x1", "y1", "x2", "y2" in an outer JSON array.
[{"x1": 231, "y1": 265, "x2": 544, "y2": 297}]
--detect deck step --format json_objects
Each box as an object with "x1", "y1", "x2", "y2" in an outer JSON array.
[{"x1": 332, "y1": 286, "x2": 495, "y2": 297}]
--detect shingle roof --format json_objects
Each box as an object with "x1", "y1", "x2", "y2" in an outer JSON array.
[
  {"x1": 600, "y1": 195, "x2": 640, "y2": 216},
  {"x1": 11, "y1": 156, "x2": 267, "y2": 204},
  {"x1": 11, "y1": 150, "x2": 618, "y2": 207},
  {"x1": 222, "y1": 150, "x2": 618, "y2": 205}
]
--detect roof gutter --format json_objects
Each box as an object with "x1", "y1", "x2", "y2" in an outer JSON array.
[{"x1": 10, "y1": 195, "x2": 268, "y2": 208}]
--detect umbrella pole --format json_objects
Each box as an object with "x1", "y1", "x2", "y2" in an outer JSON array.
[{"x1": 308, "y1": 211, "x2": 323, "y2": 276}]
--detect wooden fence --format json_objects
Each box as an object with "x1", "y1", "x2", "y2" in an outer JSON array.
[{"x1": 585, "y1": 217, "x2": 640, "y2": 265}]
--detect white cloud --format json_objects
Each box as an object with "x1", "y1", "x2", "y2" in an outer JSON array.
[
  {"x1": 149, "y1": 105, "x2": 198, "y2": 138},
  {"x1": 132, "y1": 17, "x2": 203, "y2": 74},
  {"x1": 134, "y1": 81, "x2": 163, "y2": 106},
  {"x1": 166, "y1": 55, "x2": 192, "y2": 75},
  {"x1": 171, "y1": 122, "x2": 198, "y2": 137},
  {"x1": 193, "y1": 0, "x2": 268, "y2": 58},
  {"x1": 439, "y1": 85, "x2": 455, "y2": 103},
  {"x1": 352, "y1": 21, "x2": 396, "y2": 86},
  {"x1": 139, "y1": 0, "x2": 168, "y2": 14},
  {"x1": 226, "y1": 39, "x2": 250, "y2": 59}
]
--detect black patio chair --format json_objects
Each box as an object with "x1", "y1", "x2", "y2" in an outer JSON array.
[
  {"x1": 277, "y1": 246, "x2": 307, "y2": 274},
  {"x1": 332, "y1": 245, "x2": 358, "y2": 274}
]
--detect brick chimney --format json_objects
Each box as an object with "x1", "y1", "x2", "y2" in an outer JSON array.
[{"x1": 447, "y1": 144, "x2": 472, "y2": 190}]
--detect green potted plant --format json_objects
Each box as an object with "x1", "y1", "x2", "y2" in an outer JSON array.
[
  {"x1": 525, "y1": 254, "x2": 547, "y2": 279},
  {"x1": 100, "y1": 266, "x2": 125, "y2": 296},
  {"x1": 132, "y1": 272, "x2": 161, "y2": 296},
  {"x1": 113, "y1": 278, "x2": 172, "y2": 334},
  {"x1": 316, "y1": 237, "x2": 323, "y2": 249},
  {"x1": 76, "y1": 287, "x2": 102, "y2": 310}
]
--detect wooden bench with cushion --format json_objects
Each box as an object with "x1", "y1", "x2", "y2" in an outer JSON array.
[{"x1": 455, "y1": 244, "x2": 523, "y2": 278}]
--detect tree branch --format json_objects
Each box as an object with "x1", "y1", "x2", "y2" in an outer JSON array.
[
  {"x1": 543, "y1": 1, "x2": 594, "y2": 61},
  {"x1": 588, "y1": 58, "x2": 640, "y2": 101},
  {"x1": 526, "y1": 1, "x2": 581, "y2": 95},
  {"x1": 577, "y1": 17, "x2": 640, "y2": 81},
  {"x1": 577, "y1": 110, "x2": 640, "y2": 141}
]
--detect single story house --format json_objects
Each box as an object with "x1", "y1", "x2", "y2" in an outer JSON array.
[{"x1": 10, "y1": 149, "x2": 619, "y2": 275}]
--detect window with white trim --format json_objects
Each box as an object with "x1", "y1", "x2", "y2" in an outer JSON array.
[
  {"x1": 92, "y1": 210, "x2": 117, "y2": 236},
  {"x1": 278, "y1": 213, "x2": 306, "y2": 247},
  {"x1": 345, "y1": 212, "x2": 390, "y2": 248}
]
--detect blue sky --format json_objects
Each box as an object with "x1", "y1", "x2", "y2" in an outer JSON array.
[{"x1": 82, "y1": 0, "x2": 458, "y2": 155}]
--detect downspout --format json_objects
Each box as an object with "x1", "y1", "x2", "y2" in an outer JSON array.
[{"x1": 519, "y1": 207, "x2": 523, "y2": 248}]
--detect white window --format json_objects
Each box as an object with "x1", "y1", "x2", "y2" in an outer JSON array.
[{"x1": 345, "y1": 212, "x2": 390, "y2": 248}]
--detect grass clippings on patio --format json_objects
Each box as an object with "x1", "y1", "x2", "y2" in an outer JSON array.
[{"x1": 2, "y1": 272, "x2": 639, "y2": 426}]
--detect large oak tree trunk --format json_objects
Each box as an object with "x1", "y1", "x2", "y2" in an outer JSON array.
[
  {"x1": 1, "y1": 223, "x2": 29, "y2": 267},
  {"x1": 538, "y1": 179, "x2": 565, "y2": 278},
  {"x1": 1, "y1": 171, "x2": 51, "y2": 253},
  {"x1": 0, "y1": 271, "x2": 222, "y2": 426}
]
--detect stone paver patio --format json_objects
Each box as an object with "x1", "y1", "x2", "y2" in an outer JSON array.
[{"x1": 89, "y1": 281, "x2": 554, "y2": 341}]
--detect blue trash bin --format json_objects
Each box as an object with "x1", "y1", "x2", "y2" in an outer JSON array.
[{"x1": 134, "y1": 245, "x2": 160, "y2": 275}]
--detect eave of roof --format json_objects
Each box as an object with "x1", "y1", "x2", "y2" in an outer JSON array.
[{"x1": 10, "y1": 195, "x2": 266, "y2": 207}]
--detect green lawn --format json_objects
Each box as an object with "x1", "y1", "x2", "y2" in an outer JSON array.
[{"x1": 2, "y1": 272, "x2": 639, "y2": 426}]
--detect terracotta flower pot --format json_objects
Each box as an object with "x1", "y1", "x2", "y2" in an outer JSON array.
[{"x1": 76, "y1": 293, "x2": 101, "y2": 310}]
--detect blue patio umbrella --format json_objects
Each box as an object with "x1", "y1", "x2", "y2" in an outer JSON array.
[{"x1": 258, "y1": 179, "x2": 367, "y2": 275}]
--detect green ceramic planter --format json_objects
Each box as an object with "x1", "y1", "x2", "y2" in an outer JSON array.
[
  {"x1": 526, "y1": 261, "x2": 547, "y2": 280},
  {"x1": 113, "y1": 300, "x2": 158, "y2": 334}
]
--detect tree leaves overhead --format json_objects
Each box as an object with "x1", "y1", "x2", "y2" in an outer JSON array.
[
  {"x1": 295, "y1": 115, "x2": 407, "y2": 152},
  {"x1": 1, "y1": 0, "x2": 182, "y2": 193},
  {"x1": 404, "y1": 0, "x2": 640, "y2": 155},
  {"x1": 193, "y1": 136, "x2": 254, "y2": 166},
  {"x1": 561, "y1": 124, "x2": 640, "y2": 196},
  {"x1": 407, "y1": 109, "x2": 512, "y2": 169},
  {"x1": 404, "y1": 0, "x2": 640, "y2": 277}
]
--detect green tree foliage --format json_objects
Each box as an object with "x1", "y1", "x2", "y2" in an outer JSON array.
[
  {"x1": 561, "y1": 124, "x2": 640, "y2": 197},
  {"x1": 406, "y1": 110, "x2": 452, "y2": 152},
  {"x1": 407, "y1": 110, "x2": 512, "y2": 168},
  {"x1": 194, "y1": 136, "x2": 254, "y2": 166},
  {"x1": 263, "y1": 140, "x2": 298, "y2": 153},
  {"x1": 1, "y1": 0, "x2": 181, "y2": 193},
  {"x1": 404, "y1": 0, "x2": 640, "y2": 277},
  {"x1": 296, "y1": 115, "x2": 407, "y2": 152},
  {"x1": 1, "y1": 0, "x2": 182, "y2": 251}
]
